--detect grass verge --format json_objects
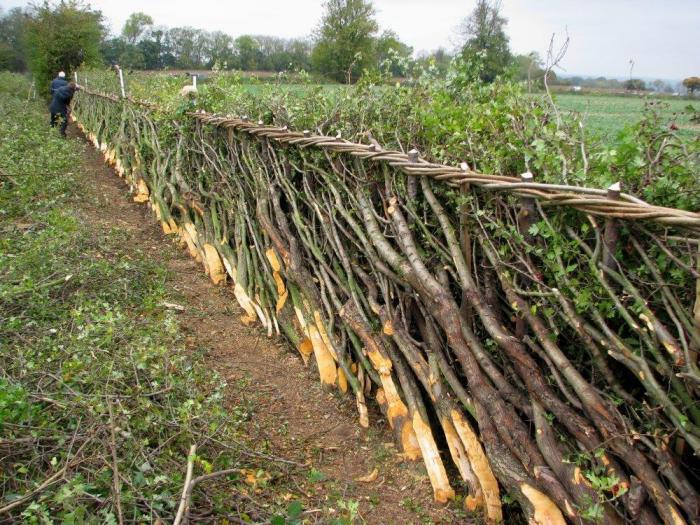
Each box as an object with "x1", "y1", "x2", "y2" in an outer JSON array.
[{"x1": 0, "y1": 77, "x2": 299, "y2": 524}]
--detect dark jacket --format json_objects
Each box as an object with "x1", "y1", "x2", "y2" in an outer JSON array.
[
  {"x1": 49, "y1": 85, "x2": 76, "y2": 114},
  {"x1": 50, "y1": 77, "x2": 68, "y2": 95}
]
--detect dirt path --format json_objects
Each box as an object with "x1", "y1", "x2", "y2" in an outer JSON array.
[{"x1": 67, "y1": 125, "x2": 461, "y2": 524}]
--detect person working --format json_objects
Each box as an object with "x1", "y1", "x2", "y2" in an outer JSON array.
[
  {"x1": 50, "y1": 71, "x2": 68, "y2": 95},
  {"x1": 49, "y1": 82, "x2": 80, "y2": 137}
]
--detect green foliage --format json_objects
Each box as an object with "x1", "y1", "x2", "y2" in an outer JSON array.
[
  {"x1": 103, "y1": 11, "x2": 155, "y2": 70},
  {"x1": 580, "y1": 501, "x2": 605, "y2": 522},
  {"x1": 511, "y1": 52, "x2": 555, "y2": 91},
  {"x1": 376, "y1": 30, "x2": 412, "y2": 77},
  {"x1": 457, "y1": 0, "x2": 512, "y2": 83},
  {"x1": 561, "y1": 451, "x2": 629, "y2": 523},
  {"x1": 307, "y1": 468, "x2": 327, "y2": 482},
  {"x1": 334, "y1": 499, "x2": 361, "y2": 524},
  {"x1": 683, "y1": 76, "x2": 700, "y2": 95},
  {"x1": 80, "y1": 61, "x2": 700, "y2": 213},
  {"x1": 593, "y1": 101, "x2": 700, "y2": 209},
  {"x1": 311, "y1": 0, "x2": 379, "y2": 83},
  {"x1": 24, "y1": 0, "x2": 105, "y2": 95},
  {"x1": 121, "y1": 12, "x2": 153, "y2": 45},
  {"x1": 623, "y1": 78, "x2": 647, "y2": 91},
  {"x1": 271, "y1": 501, "x2": 304, "y2": 525},
  {"x1": 102, "y1": 22, "x2": 315, "y2": 72},
  {"x1": 0, "y1": 7, "x2": 27, "y2": 72},
  {"x1": 412, "y1": 48, "x2": 452, "y2": 77},
  {"x1": 0, "y1": 70, "x2": 31, "y2": 96},
  {"x1": 235, "y1": 35, "x2": 262, "y2": 70}
]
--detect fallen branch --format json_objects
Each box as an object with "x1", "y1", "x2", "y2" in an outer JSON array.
[{"x1": 172, "y1": 444, "x2": 197, "y2": 525}]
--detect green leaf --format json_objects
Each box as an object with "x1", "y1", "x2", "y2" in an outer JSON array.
[
  {"x1": 307, "y1": 469, "x2": 326, "y2": 483},
  {"x1": 287, "y1": 500, "x2": 303, "y2": 518}
]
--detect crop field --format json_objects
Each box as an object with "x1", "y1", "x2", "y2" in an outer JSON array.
[{"x1": 551, "y1": 92, "x2": 698, "y2": 137}]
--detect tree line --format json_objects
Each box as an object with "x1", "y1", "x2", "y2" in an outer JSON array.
[
  {"x1": 0, "y1": 0, "x2": 696, "y2": 94},
  {"x1": 0, "y1": 0, "x2": 419, "y2": 86},
  {"x1": 0, "y1": 0, "x2": 547, "y2": 86}
]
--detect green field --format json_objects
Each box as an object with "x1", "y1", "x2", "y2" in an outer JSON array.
[{"x1": 551, "y1": 93, "x2": 698, "y2": 138}]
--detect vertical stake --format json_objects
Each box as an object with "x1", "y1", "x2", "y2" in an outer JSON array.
[
  {"x1": 694, "y1": 245, "x2": 700, "y2": 335},
  {"x1": 603, "y1": 182, "x2": 621, "y2": 270},
  {"x1": 193, "y1": 74, "x2": 197, "y2": 89},
  {"x1": 407, "y1": 149, "x2": 419, "y2": 202},
  {"x1": 459, "y1": 162, "x2": 473, "y2": 325},
  {"x1": 118, "y1": 68, "x2": 126, "y2": 98},
  {"x1": 74, "y1": 71, "x2": 78, "y2": 83},
  {"x1": 516, "y1": 172, "x2": 538, "y2": 339},
  {"x1": 518, "y1": 172, "x2": 537, "y2": 244}
]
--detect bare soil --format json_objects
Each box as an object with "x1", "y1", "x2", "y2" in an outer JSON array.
[{"x1": 67, "y1": 124, "x2": 465, "y2": 524}]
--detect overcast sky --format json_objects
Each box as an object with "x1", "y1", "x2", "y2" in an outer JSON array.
[{"x1": 2, "y1": 0, "x2": 697, "y2": 79}]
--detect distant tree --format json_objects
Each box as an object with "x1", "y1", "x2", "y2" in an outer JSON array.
[
  {"x1": 122, "y1": 12, "x2": 153, "y2": 45},
  {"x1": 549, "y1": 76, "x2": 570, "y2": 86},
  {"x1": 206, "y1": 31, "x2": 235, "y2": 69},
  {"x1": 413, "y1": 48, "x2": 452, "y2": 77},
  {"x1": 97, "y1": 18, "x2": 312, "y2": 73},
  {"x1": 285, "y1": 39, "x2": 312, "y2": 71},
  {"x1": 430, "y1": 48, "x2": 452, "y2": 75},
  {"x1": 682, "y1": 77, "x2": 700, "y2": 96},
  {"x1": 311, "y1": 0, "x2": 378, "y2": 83},
  {"x1": 591, "y1": 76, "x2": 611, "y2": 88},
  {"x1": 513, "y1": 51, "x2": 544, "y2": 91},
  {"x1": 548, "y1": 76, "x2": 628, "y2": 89},
  {"x1": 376, "y1": 30, "x2": 412, "y2": 77},
  {"x1": 651, "y1": 79, "x2": 666, "y2": 92},
  {"x1": 0, "y1": 7, "x2": 27, "y2": 71},
  {"x1": 100, "y1": 37, "x2": 125, "y2": 67},
  {"x1": 256, "y1": 35, "x2": 287, "y2": 70},
  {"x1": 233, "y1": 35, "x2": 261, "y2": 70},
  {"x1": 165, "y1": 27, "x2": 209, "y2": 69},
  {"x1": 139, "y1": 27, "x2": 168, "y2": 69},
  {"x1": 457, "y1": 0, "x2": 511, "y2": 83},
  {"x1": 112, "y1": 13, "x2": 154, "y2": 70},
  {"x1": 623, "y1": 78, "x2": 647, "y2": 91},
  {"x1": 24, "y1": 0, "x2": 105, "y2": 93},
  {"x1": 120, "y1": 44, "x2": 146, "y2": 69}
]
